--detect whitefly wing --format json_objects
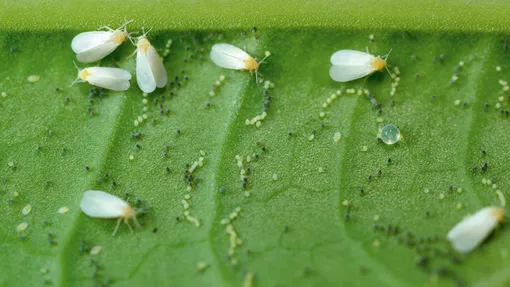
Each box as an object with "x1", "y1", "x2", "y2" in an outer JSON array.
[
  {"x1": 146, "y1": 45, "x2": 167, "y2": 88},
  {"x1": 71, "y1": 31, "x2": 114, "y2": 54},
  {"x1": 329, "y1": 50, "x2": 375, "y2": 82},
  {"x1": 81, "y1": 190, "x2": 129, "y2": 218},
  {"x1": 86, "y1": 67, "x2": 131, "y2": 91},
  {"x1": 329, "y1": 65, "x2": 374, "y2": 83},
  {"x1": 136, "y1": 50, "x2": 157, "y2": 93},
  {"x1": 77, "y1": 41, "x2": 119, "y2": 63},
  {"x1": 210, "y1": 43, "x2": 251, "y2": 70},
  {"x1": 447, "y1": 207, "x2": 501, "y2": 253}
]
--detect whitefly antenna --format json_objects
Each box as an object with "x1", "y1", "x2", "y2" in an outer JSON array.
[
  {"x1": 254, "y1": 51, "x2": 271, "y2": 84},
  {"x1": 97, "y1": 24, "x2": 115, "y2": 32},
  {"x1": 384, "y1": 48, "x2": 393, "y2": 60},
  {"x1": 141, "y1": 27, "x2": 153, "y2": 38},
  {"x1": 383, "y1": 48, "x2": 393, "y2": 76},
  {"x1": 258, "y1": 51, "x2": 271, "y2": 65},
  {"x1": 118, "y1": 19, "x2": 134, "y2": 31},
  {"x1": 70, "y1": 61, "x2": 83, "y2": 87}
]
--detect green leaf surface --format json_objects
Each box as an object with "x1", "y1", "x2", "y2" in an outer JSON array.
[
  {"x1": 2, "y1": 3, "x2": 510, "y2": 287},
  {"x1": 2, "y1": 0, "x2": 510, "y2": 32}
]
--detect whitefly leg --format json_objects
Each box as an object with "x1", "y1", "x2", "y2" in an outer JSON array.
[
  {"x1": 112, "y1": 218, "x2": 122, "y2": 236},
  {"x1": 125, "y1": 218, "x2": 134, "y2": 233}
]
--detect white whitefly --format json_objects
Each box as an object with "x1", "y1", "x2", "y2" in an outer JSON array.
[{"x1": 447, "y1": 206, "x2": 505, "y2": 253}]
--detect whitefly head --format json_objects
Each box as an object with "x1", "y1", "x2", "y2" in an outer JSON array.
[
  {"x1": 69, "y1": 62, "x2": 88, "y2": 86},
  {"x1": 136, "y1": 36, "x2": 151, "y2": 52},
  {"x1": 370, "y1": 49, "x2": 392, "y2": 73}
]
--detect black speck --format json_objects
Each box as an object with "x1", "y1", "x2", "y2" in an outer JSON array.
[
  {"x1": 416, "y1": 256, "x2": 429, "y2": 268},
  {"x1": 219, "y1": 187, "x2": 226, "y2": 193},
  {"x1": 176, "y1": 129, "x2": 181, "y2": 135},
  {"x1": 481, "y1": 162, "x2": 488, "y2": 173},
  {"x1": 152, "y1": 228, "x2": 158, "y2": 233},
  {"x1": 438, "y1": 266, "x2": 449, "y2": 277}
]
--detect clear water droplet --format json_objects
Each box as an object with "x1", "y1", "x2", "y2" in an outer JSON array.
[{"x1": 380, "y1": 124, "x2": 400, "y2": 145}]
